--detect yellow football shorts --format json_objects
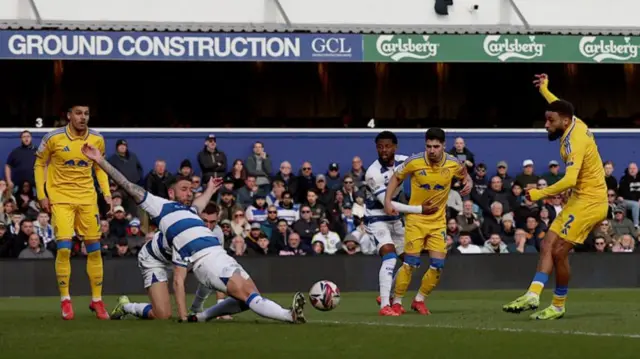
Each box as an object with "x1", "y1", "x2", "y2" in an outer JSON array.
[
  {"x1": 549, "y1": 199, "x2": 608, "y2": 244},
  {"x1": 404, "y1": 218, "x2": 447, "y2": 255},
  {"x1": 51, "y1": 203, "x2": 101, "y2": 240}
]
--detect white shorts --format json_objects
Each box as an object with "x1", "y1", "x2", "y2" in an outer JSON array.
[
  {"x1": 192, "y1": 247, "x2": 251, "y2": 293},
  {"x1": 138, "y1": 243, "x2": 172, "y2": 289},
  {"x1": 365, "y1": 220, "x2": 405, "y2": 255}
]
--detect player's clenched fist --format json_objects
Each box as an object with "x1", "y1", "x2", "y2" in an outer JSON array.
[
  {"x1": 421, "y1": 200, "x2": 438, "y2": 215},
  {"x1": 533, "y1": 73, "x2": 549, "y2": 89}
]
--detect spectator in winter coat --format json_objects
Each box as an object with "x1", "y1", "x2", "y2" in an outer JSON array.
[
  {"x1": 478, "y1": 176, "x2": 511, "y2": 215},
  {"x1": 449, "y1": 137, "x2": 475, "y2": 173},
  {"x1": 618, "y1": 163, "x2": 640, "y2": 227},
  {"x1": 108, "y1": 139, "x2": 144, "y2": 185},
  {"x1": 481, "y1": 202, "x2": 504, "y2": 240},
  {"x1": 482, "y1": 233, "x2": 509, "y2": 254},
  {"x1": 495, "y1": 161, "x2": 514, "y2": 190},
  {"x1": 347, "y1": 156, "x2": 366, "y2": 189},
  {"x1": 198, "y1": 134, "x2": 228, "y2": 183},
  {"x1": 325, "y1": 163, "x2": 342, "y2": 190},
  {"x1": 270, "y1": 219, "x2": 293, "y2": 252},
  {"x1": 514, "y1": 159, "x2": 539, "y2": 189},
  {"x1": 18, "y1": 233, "x2": 54, "y2": 259},
  {"x1": 236, "y1": 175, "x2": 260, "y2": 208},
  {"x1": 612, "y1": 206, "x2": 636, "y2": 238},
  {"x1": 603, "y1": 161, "x2": 618, "y2": 191},
  {"x1": 293, "y1": 205, "x2": 319, "y2": 246},
  {"x1": 245, "y1": 141, "x2": 273, "y2": 192},
  {"x1": 314, "y1": 175, "x2": 335, "y2": 208},
  {"x1": 273, "y1": 161, "x2": 298, "y2": 200},
  {"x1": 542, "y1": 160, "x2": 564, "y2": 185},
  {"x1": 456, "y1": 200, "x2": 484, "y2": 245},
  {"x1": 145, "y1": 160, "x2": 174, "y2": 199},
  {"x1": 226, "y1": 160, "x2": 247, "y2": 191},
  {"x1": 279, "y1": 232, "x2": 311, "y2": 256}
]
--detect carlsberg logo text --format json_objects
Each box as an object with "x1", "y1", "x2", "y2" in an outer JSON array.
[
  {"x1": 483, "y1": 35, "x2": 545, "y2": 62},
  {"x1": 376, "y1": 35, "x2": 439, "y2": 61},
  {"x1": 579, "y1": 37, "x2": 640, "y2": 63}
]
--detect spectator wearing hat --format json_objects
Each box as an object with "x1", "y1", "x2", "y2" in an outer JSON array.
[
  {"x1": 144, "y1": 159, "x2": 174, "y2": 200},
  {"x1": 219, "y1": 219, "x2": 235, "y2": 250},
  {"x1": 226, "y1": 159, "x2": 247, "y2": 191},
  {"x1": 314, "y1": 174, "x2": 335, "y2": 208},
  {"x1": 245, "y1": 141, "x2": 273, "y2": 193},
  {"x1": 295, "y1": 162, "x2": 315, "y2": 203},
  {"x1": 612, "y1": 206, "x2": 636, "y2": 237},
  {"x1": 198, "y1": 134, "x2": 228, "y2": 184},
  {"x1": 108, "y1": 139, "x2": 144, "y2": 185},
  {"x1": 245, "y1": 222, "x2": 265, "y2": 252},
  {"x1": 470, "y1": 163, "x2": 489, "y2": 199},
  {"x1": 495, "y1": 161, "x2": 514, "y2": 190},
  {"x1": 219, "y1": 175, "x2": 236, "y2": 196},
  {"x1": 218, "y1": 188, "x2": 243, "y2": 223},
  {"x1": 245, "y1": 193, "x2": 268, "y2": 224},
  {"x1": 501, "y1": 213, "x2": 516, "y2": 244},
  {"x1": 273, "y1": 161, "x2": 298, "y2": 200},
  {"x1": 311, "y1": 219, "x2": 341, "y2": 255},
  {"x1": 325, "y1": 163, "x2": 342, "y2": 190},
  {"x1": 108, "y1": 206, "x2": 129, "y2": 239},
  {"x1": 338, "y1": 235, "x2": 361, "y2": 255},
  {"x1": 178, "y1": 159, "x2": 194, "y2": 178},
  {"x1": 542, "y1": 160, "x2": 564, "y2": 186},
  {"x1": 514, "y1": 159, "x2": 539, "y2": 189},
  {"x1": 125, "y1": 218, "x2": 145, "y2": 254},
  {"x1": 236, "y1": 175, "x2": 260, "y2": 207}
]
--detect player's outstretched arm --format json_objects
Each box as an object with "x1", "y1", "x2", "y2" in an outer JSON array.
[
  {"x1": 534, "y1": 74, "x2": 559, "y2": 104},
  {"x1": 173, "y1": 265, "x2": 189, "y2": 321},
  {"x1": 191, "y1": 177, "x2": 223, "y2": 213},
  {"x1": 529, "y1": 144, "x2": 584, "y2": 201},
  {"x1": 81, "y1": 144, "x2": 147, "y2": 204}
]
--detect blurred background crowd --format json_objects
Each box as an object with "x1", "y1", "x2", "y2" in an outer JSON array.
[{"x1": 1, "y1": 127, "x2": 636, "y2": 260}]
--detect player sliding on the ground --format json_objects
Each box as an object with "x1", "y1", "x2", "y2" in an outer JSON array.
[
  {"x1": 384, "y1": 128, "x2": 472, "y2": 315},
  {"x1": 503, "y1": 74, "x2": 608, "y2": 320},
  {"x1": 364, "y1": 131, "x2": 440, "y2": 316},
  {"x1": 80, "y1": 143, "x2": 306, "y2": 324}
]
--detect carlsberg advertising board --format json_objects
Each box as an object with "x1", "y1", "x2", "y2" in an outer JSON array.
[{"x1": 364, "y1": 35, "x2": 640, "y2": 63}]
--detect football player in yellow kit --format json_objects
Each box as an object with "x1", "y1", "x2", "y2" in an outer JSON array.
[
  {"x1": 503, "y1": 74, "x2": 608, "y2": 320},
  {"x1": 384, "y1": 128, "x2": 472, "y2": 315}
]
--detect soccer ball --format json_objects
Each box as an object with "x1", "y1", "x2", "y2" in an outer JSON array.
[{"x1": 309, "y1": 280, "x2": 341, "y2": 311}]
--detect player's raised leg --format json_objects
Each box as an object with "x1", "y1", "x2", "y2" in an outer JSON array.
[
  {"x1": 51, "y1": 204, "x2": 75, "y2": 320},
  {"x1": 77, "y1": 204, "x2": 109, "y2": 319}
]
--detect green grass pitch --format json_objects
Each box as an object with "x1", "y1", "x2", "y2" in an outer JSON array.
[{"x1": 1, "y1": 289, "x2": 639, "y2": 359}]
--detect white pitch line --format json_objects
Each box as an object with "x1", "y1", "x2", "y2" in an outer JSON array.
[{"x1": 311, "y1": 320, "x2": 640, "y2": 339}]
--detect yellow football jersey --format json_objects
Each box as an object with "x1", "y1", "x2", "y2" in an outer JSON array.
[
  {"x1": 530, "y1": 87, "x2": 607, "y2": 204},
  {"x1": 530, "y1": 118, "x2": 607, "y2": 203},
  {"x1": 394, "y1": 152, "x2": 466, "y2": 225},
  {"x1": 34, "y1": 125, "x2": 111, "y2": 205}
]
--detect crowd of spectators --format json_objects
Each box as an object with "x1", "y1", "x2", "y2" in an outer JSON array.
[{"x1": 1, "y1": 129, "x2": 639, "y2": 260}]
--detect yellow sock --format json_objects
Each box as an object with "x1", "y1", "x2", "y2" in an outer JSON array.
[
  {"x1": 526, "y1": 272, "x2": 549, "y2": 297},
  {"x1": 416, "y1": 267, "x2": 441, "y2": 301},
  {"x1": 393, "y1": 263, "x2": 415, "y2": 302},
  {"x1": 86, "y1": 247, "x2": 104, "y2": 301},
  {"x1": 55, "y1": 246, "x2": 72, "y2": 299},
  {"x1": 551, "y1": 286, "x2": 568, "y2": 308}
]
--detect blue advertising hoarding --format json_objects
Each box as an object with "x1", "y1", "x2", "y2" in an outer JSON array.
[
  {"x1": 1, "y1": 129, "x2": 639, "y2": 180},
  {"x1": 0, "y1": 31, "x2": 363, "y2": 62}
]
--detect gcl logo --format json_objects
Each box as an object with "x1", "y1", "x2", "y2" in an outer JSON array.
[{"x1": 311, "y1": 38, "x2": 352, "y2": 57}]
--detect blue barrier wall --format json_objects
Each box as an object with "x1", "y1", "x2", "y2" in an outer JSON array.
[{"x1": 1, "y1": 129, "x2": 639, "y2": 178}]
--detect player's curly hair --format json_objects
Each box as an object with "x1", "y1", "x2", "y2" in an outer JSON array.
[{"x1": 375, "y1": 131, "x2": 398, "y2": 144}]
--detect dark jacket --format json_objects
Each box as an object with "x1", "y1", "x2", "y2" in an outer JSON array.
[
  {"x1": 144, "y1": 171, "x2": 174, "y2": 199},
  {"x1": 293, "y1": 218, "x2": 319, "y2": 245},
  {"x1": 448, "y1": 147, "x2": 476, "y2": 170},
  {"x1": 274, "y1": 172, "x2": 298, "y2": 199},
  {"x1": 108, "y1": 151, "x2": 144, "y2": 184},
  {"x1": 198, "y1": 147, "x2": 228, "y2": 181},
  {"x1": 605, "y1": 175, "x2": 618, "y2": 191},
  {"x1": 245, "y1": 155, "x2": 273, "y2": 186},
  {"x1": 479, "y1": 188, "x2": 512, "y2": 215},
  {"x1": 618, "y1": 172, "x2": 640, "y2": 201},
  {"x1": 6, "y1": 144, "x2": 36, "y2": 186},
  {"x1": 296, "y1": 173, "x2": 316, "y2": 203}
]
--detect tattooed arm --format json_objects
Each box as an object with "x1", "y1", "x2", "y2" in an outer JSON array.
[
  {"x1": 82, "y1": 143, "x2": 147, "y2": 203},
  {"x1": 96, "y1": 157, "x2": 147, "y2": 203}
]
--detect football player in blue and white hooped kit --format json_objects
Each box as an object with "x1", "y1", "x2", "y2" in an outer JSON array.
[{"x1": 82, "y1": 143, "x2": 306, "y2": 324}]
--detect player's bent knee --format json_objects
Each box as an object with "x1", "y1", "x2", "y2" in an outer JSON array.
[
  {"x1": 226, "y1": 273, "x2": 257, "y2": 302},
  {"x1": 403, "y1": 255, "x2": 421, "y2": 268},
  {"x1": 379, "y1": 244, "x2": 396, "y2": 257},
  {"x1": 429, "y1": 258, "x2": 445, "y2": 270},
  {"x1": 84, "y1": 240, "x2": 101, "y2": 254}
]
